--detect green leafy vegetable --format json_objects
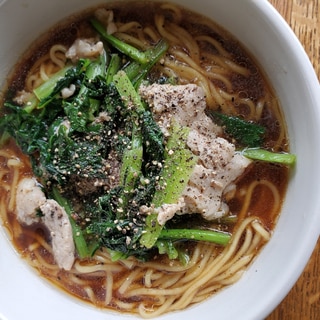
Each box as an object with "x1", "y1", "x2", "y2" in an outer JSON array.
[
  {"x1": 91, "y1": 17, "x2": 169, "y2": 88},
  {"x1": 207, "y1": 111, "x2": 266, "y2": 148},
  {"x1": 91, "y1": 18, "x2": 149, "y2": 64},
  {"x1": 123, "y1": 38, "x2": 169, "y2": 88},
  {"x1": 113, "y1": 70, "x2": 145, "y2": 213},
  {"x1": 33, "y1": 65, "x2": 72, "y2": 105},
  {"x1": 140, "y1": 120, "x2": 198, "y2": 249},
  {"x1": 105, "y1": 54, "x2": 121, "y2": 84},
  {"x1": 83, "y1": 70, "x2": 165, "y2": 260},
  {"x1": 36, "y1": 61, "x2": 89, "y2": 109}
]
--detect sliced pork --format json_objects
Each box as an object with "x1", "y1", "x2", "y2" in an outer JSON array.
[
  {"x1": 40, "y1": 200, "x2": 75, "y2": 271},
  {"x1": 94, "y1": 8, "x2": 117, "y2": 35},
  {"x1": 15, "y1": 177, "x2": 75, "y2": 270},
  {"x1": 15, "y1": 177, "x2": 46, "y2": 225},
  {"x1": 140, "y1": 83, "x2": 251, "y2": 221},
  {"x1": 65, "y1": 38, "x2": 104, "y2": 63},
  {"x1": 139, "y1": 83, "x2": 222, "y2": 139}
]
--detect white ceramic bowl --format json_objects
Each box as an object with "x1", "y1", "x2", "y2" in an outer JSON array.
[{"x1": 1, "y1": 0, "x2": 320, "y2": 319}]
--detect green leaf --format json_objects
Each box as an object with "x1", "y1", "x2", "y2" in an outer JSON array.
[{"x1": 207, "y1": 111, "x2": 266, "y2": 148}]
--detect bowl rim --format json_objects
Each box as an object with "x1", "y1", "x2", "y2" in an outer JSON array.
[{"x1": 0, "y1": 1, "x2": 320, "y2": 320}]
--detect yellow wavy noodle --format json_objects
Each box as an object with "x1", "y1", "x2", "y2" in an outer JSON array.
[
  {"x1": 167, "y1": 23, "x2": 201, "y2": 64},
  {"x1": 116, "y1": 32, "x2": 148, "y2": 50},
  {"x1": 26, "y1": 44, "x2": 68, "y2": 91},
  {"x1": 142, "y1": 26, "x2": 160, "y2": 43},
  {"x1": 6, "y1": 158, "x2": 21, "y2": 211},
  {"x1": 159, "y1": 2, "x2": 183, "y2": 24},
  {"x1": 267, "y1": 96, "x2": 286, "y2": 149},
  {"x1": 105, "y1": 271, "x2": 113, "y2": 304},
  {"x1": 155, "y1": 13, "x2": 181, "y2": 45},
  {"x1": 195, "y1": 35, "x2": 233, "y2": 59},
  {"x1": 237, "y1": 179, "x2": 281, "y2": 222},
  {"x1": 0, "y1": 198, "x2": 10, "y2": 230}
]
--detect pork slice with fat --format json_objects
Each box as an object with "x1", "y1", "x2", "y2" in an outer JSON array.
[
  {"x1": 15, "y1": 177, "x2": 46, "y2": 225},
  {"x1": 40, "y1": 199, "x2": 75, "y2": 270}
]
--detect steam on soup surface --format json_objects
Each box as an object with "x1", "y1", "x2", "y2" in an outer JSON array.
[{"x1": 0, "y1": 1, "x2": 293, "y2": 318}]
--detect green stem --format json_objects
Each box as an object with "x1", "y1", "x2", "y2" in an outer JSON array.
[
  {"x1": 106, "y1": 54, "x2": 121, "y2": 84},
  {"x1": 33, "y1": 66, "x2": 71, "y2": 102},
  {"x1": 159, "y1": 228, "x2": 231, "y2": 246},
  {"x1": 156, "y1": 239, "x2": 178, "y2": 259},
  {"x1": 23, "y1": 94, "x2": 39, "y2": 113},
  {"x1": 91, "y1": 18, "x2": 149, "y2": 64},
  {"x1": 153, "y1": 121, "x2": 197, "y2": 206},
  {"x1": 124, "y1": 38, "x2": 169, "y2": 87},
  {"x1": 113, "y1": 70, "x2": 145, "y2": 216},
  {"x1": 113, "y1": 70, "x2": 146, "y2": 113},
  {"x1": 119, "y1": 129, "x2": 143, "y2": 212},
  {"x1": 140, "y1": 120, "x2": 198, "y2": 249},
  {"x1": 242, "y1": 148, "x2": 296, "y2": 165}
]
